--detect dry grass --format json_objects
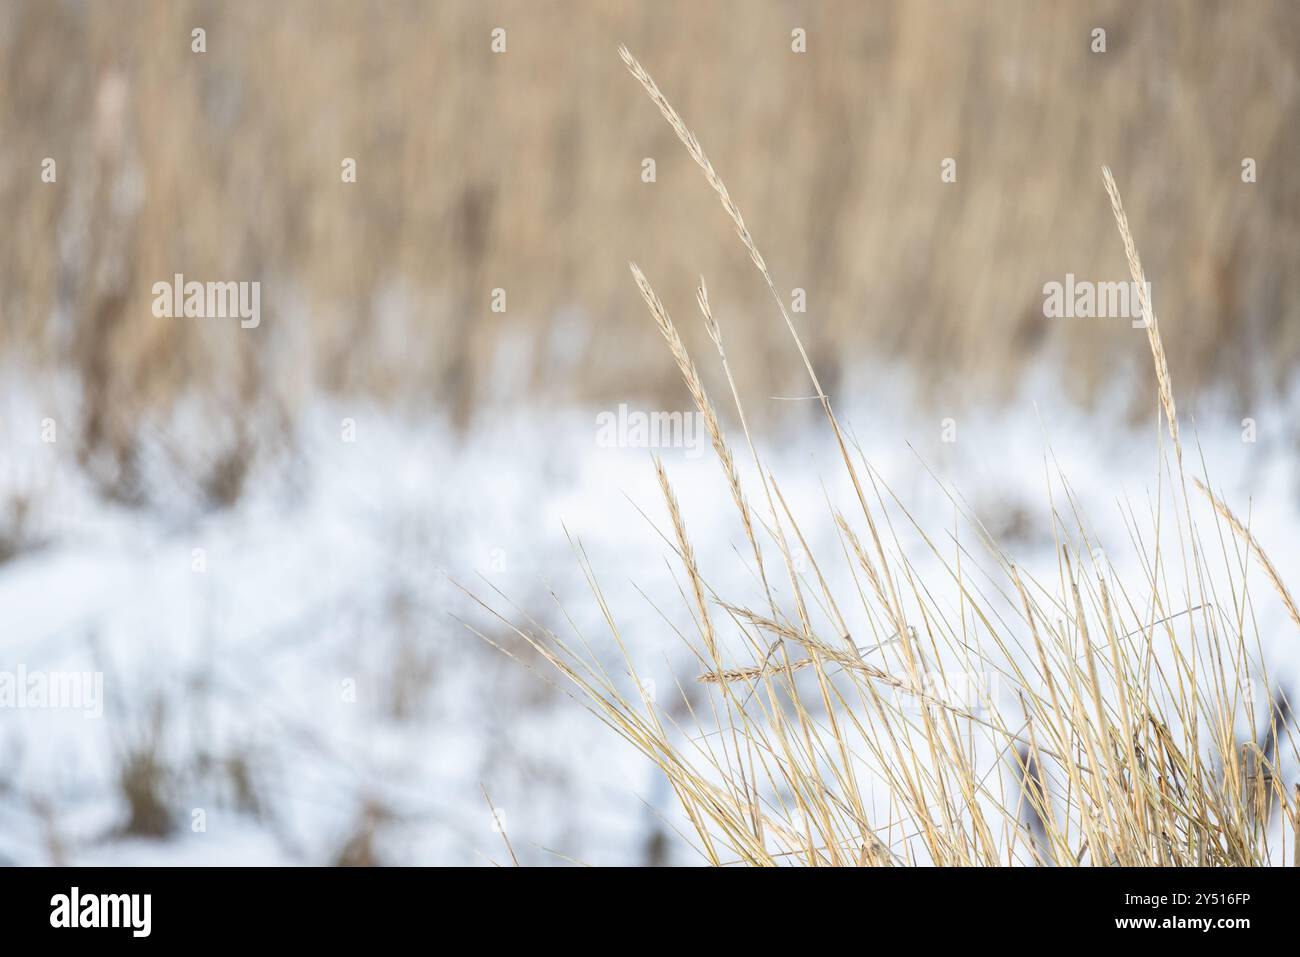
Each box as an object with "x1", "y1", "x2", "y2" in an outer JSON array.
[
  {"x1": 1102, "y1": 166, "x2": 1180, "y2": 454},
  {"x1": 5, "y1": 0, "x2": 1300, "y2": 454},
  {"x1": 470, "y1": 44, "x2": 1300, "y2": 867},
  {"x1": 1195, "y1": 478, "x2": 1300, "y2": 632}
]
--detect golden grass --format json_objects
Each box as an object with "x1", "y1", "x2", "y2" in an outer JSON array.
[
  {"x1": 1194, "y1": 478, "x2": 1300, "y2": 632},
  {"x1": 1102, "y1": 166, "x2": 1180, "y2": 456},
  {"x1": 468, "y1": 45, "x2": 1300, "y2": 867}
]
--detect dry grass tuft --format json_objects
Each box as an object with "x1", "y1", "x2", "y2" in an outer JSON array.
[{"x1": 472, "y1": 47, "x2": 1300, "y2": 867}]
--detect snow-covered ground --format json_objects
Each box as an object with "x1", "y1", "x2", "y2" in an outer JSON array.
[{"x1": 1, "y1": 364, "x2": 1297, "y2": 865}]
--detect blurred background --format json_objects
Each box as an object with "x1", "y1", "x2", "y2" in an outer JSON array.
[{"x1": 1, "y1": 0, "x2": 1298, "y2": 865}]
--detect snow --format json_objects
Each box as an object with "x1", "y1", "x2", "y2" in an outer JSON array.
[{"x1": 1, "y1": 363, "x2": 1297, "y2": 865}]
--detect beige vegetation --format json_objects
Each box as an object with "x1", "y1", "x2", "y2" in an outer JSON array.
[
  {"x1": 471, "y1": 44, "x2": 1300, "y2": 867},
  {"x1": 3, "y1": 0, "x2": 1298, "y2": 468}
]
